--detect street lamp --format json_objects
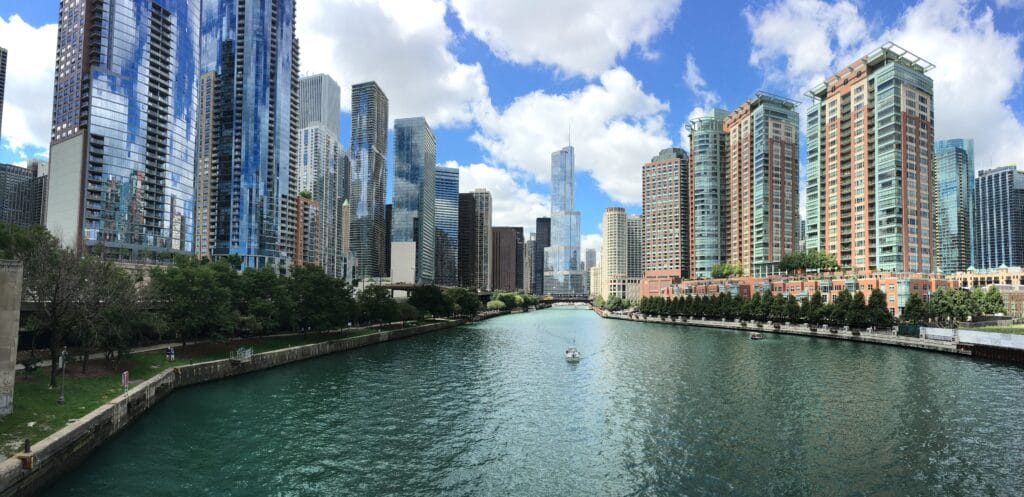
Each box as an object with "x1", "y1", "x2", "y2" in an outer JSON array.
[{"x1": 57, "y1": 346, "x2": 67, "y2": 405}]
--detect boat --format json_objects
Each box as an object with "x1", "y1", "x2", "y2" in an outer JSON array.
[
  {"x1": 565, "y1": 344, "x2": 581, "y2": 363},
  {"x1": 750, "y1": 332, "x2": 764, "y2": 340}
]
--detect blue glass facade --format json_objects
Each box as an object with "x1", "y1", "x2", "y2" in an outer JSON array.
[
  {"x1": 349, "y1": 82, "x2": 388, "y2": 278},
  {"x1": 687, "y1": 109, "x2": 729, "y2": 277},
  {"x1": 49, "y1": 0, "x2": 200, "y2": 257},
  {"x1": 434, "y1": 165, "x2": 459, "y2": 286},
  {"x1": 544, "y1": 146, "x2": 583, "y2": 296},
  {"x1": 974, "y1": 166, "x2": 1024, "y2": 269},
  {"x1": 201, "y1": 0, "x2": 299, "y2": 270},
  {"x1": 934, "y1": 139, "x2": 975, "y2": 273},
  {"x1": 392, "y1": 117, "x2": 436, "y2": 284}
]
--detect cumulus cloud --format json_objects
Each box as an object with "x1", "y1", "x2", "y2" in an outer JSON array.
[
  {"x1": 298, "y1": 0, "x2": 489, "y2": 127},
  {"x1": 449, "y1": 0, "x2": 681, "y2": 77},
  {"x1": 448, "y1": 160, "x2": 550, "y2": 232},
  {"x1": 0, "y1": 15, "x2": 57, "y2": 155},
  {"x1": 681, "y1": 54, "x2": 723, "y2": 145},
  {"x1": 472, "y1": 68, "x2": 672, "y2": 204},
  {"x1": 582, "y1": 233, "x2": 603, "y2": 260},
  {"x1": 745, "y1": 0, "x2": 1024, "y2": 171}
]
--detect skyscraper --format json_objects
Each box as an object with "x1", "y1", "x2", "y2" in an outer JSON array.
[
  {"x1": 934, "y1": 139, "x2": 975, "y2": 273},
  {"x1": 806, "y1": 43, "x2": 935, "y2": 272},
  {"x1": 627, "y1": 214, "x2": 644, "y2": 278},
  {"x1": 384, "y1": 203, "x2": 392, "y2": 278},
  {"x1": 544, "y1": 146, "x2": 583, "y2": 296},
  {"x1": 458, "y1": 189, "x2": 492, "y2": 290},
  {"x1": 0, "y1": 47, "x2": 6, "y2": 140},
  {"x1": 46, "y1": 0, "x2": 200, "y2": 258},
  {"x1": 298, "y1": 74, "x2": 348, "y2": 278},
  {"x1": 294, "y1": 194, "x2": 320, "y2": 267},
  {"x1": 491, "y1": 227, "x2": 524, "y2": 291},
  {"x1": 974, "y1": 166, "x2": 1024, "y2": 269},
  {"x1": 350, "y1": 82, "x2": 389, "y2": 279},
  {"x1": 724, "y1": 93, "x2": 800, "y2": 276},
  {"x1": 0, "y1": 161, "x2": 46, "y2": 226},
  {"x1": 599, "y1": 207, "x2": 640, "y2": 301},
  {"x1": 391, "y1": 117, "x2": 436, "y2": 284},
  {"x1": 533, "y1": 217, "x2": 551, "y2": 295},
  {"x1": 434, "y1": 165, "x2": 460, "y2": 286},
  {"x1": 200, "y1": 0, "x2": 299, "y2": 270},
  {"x1": 524, "y1": 236, "x2": 536, "y2": 294},
  {"x1": 687, "y1": 109, "x2": 729, "y2": 278},
  {"x1": 642, "y1": 148, "x2": 690, "y2": 286}
]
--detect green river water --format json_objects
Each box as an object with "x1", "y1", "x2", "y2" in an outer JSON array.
[{"x1": 46, "y1": 309, "x2": 1024, "y2": 496}]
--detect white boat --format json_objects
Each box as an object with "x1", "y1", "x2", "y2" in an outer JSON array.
[
  {"x1": 565, "y1": 345, "x2": 581, "y2": 363},
  {"x1": 750, "y1": 332, "x2": 764, "y2": 340}
]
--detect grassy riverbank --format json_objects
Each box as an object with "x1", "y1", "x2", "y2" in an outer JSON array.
[
  {"x1": 1, "y1": 327, "x2": 387, "y2": 456},
  {"x1": 969, "y1": 324, "x2": 1024, "y2": 335}
]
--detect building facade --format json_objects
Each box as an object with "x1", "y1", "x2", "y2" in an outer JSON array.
[
  {"x1": 544, "y1": 146, "x2": 584, "y2": 296},
  {"x1": 598, "y1": 207, "x2": 639, "y2": 301},
  {"x1": 491, "y1": 226, "x2": 524, "y2": 291},
  {"x1": 0, "y1": 161, "x2": 47, "y2": 226},
  {"x1": 687, "y1": 109, "x2": 729, "y2": 278},
  {"x1": 434, "y1": 165, "x2": 460, "y2": 286},
  {"x1": 642, "y1": 147, "x2": 690, "y2": 290},
  {"x1": 0, "y1": 46, "x2": 6, "y2": 140},
  {"x1": 524, "y1": 236, "x2": 535, "y2": 294},
  {"x1": 458, "y1": 189, "x2": 492, "y2": 290},
  {"x1": 47, "y1": 0, "x2": 201, "y2": 260},
  {"x1": 350, "y1": 81, "x2": 389, "y2": 278},
  {"x1": 806, "y1": 43, "x2": 935, "y2": 273},
  {"x1": 391, "y1": 117, "x2": 436, "y2": 284},
  {"x1": 294, "y1": 195, "x2": 320, "y2": 267},
  {"x1": 533, "y1": 217, "x2": 551, "y2": 295},
  {"x1": 933, "y1": 138, "x2": 975, "y2": 273},
  {"x1": 974, "y1": 166, "x2": 1024, "y2": 269},
  {"x1": 627, "y1": 214, "x2": 643, "y2": 278}
]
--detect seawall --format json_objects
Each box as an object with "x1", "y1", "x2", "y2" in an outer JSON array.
[{"x1": 0, "y1": 317, "x2": 489, "y2": 497}]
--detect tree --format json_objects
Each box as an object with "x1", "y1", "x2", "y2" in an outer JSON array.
[
  {"x1": 357, "y1": 285, "x2": 397, "y2": 324},
  {"x1": 975, "y1": 286, "x2": 1006, "y2": 315},
  {"x1": 830, "y1": 291, "x2": 852, "y2": 326},
  {"x1": 395, "y1": 302, "x2": 421, "y2": 324},
  {"x1": 486, "y1": 300, "x2": 506, "y2": 311},
  {"x1": 593, "y1": 294, "x2": 606, "y2": 308},
  {"x1": 711, "y1": 261, "x2": 744, "y2": 279},
  {"x1": 845, "y1": 291, "x2": 869, "y2": 329},
  {"x1": 606, "y1": 295, "x2": 625, "y2": 311},
  {"x1": 150, "y1": 258, "x2": 237, "y2": 348},
  {"x1": 236, "y1": 267, "x2": 286, "y2": 335},
  {"x1": 409, "y1": 285, "x2": 453, "y2": 317},
  {"x1": 804, "y1": 291, "x2": 826, "y2": 325},
  {"x1": 901, "y1": 293, "x2": 928, "y2": 324},
  {"x1": 867, "y1": 289, "x2": 894, "y2": 328},
  {"x1": 784, "y1": 295, "x2": 801, "y2": 323},
  {"x1": 444, "y1": 287, "x2": 481, "y2": 317}
]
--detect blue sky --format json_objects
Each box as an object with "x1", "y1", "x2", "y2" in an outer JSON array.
[{"x1": 2, "y1": 0, "x2": 1023, "y2": 253}]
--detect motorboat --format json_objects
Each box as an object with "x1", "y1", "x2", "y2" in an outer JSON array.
[
  {"x1": 750, "y1": 332, "x2": 764, "y2": 340},
  {"x1": 565, "y1": 345, "x2": 581, "y2": 363}
]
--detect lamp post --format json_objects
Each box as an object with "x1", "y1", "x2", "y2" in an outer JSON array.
[{"x1": 57, "y1": 346, "x2": 67, "y2": 405}]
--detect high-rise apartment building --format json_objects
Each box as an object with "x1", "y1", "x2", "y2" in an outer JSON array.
[
  {"x1": 544, "y1": 146, "x2": 584, "y2": 296},
  {"x1": 491, "y1": 227, "x2": 524, "y2": 291},
  {"x1": 350, "y1": 82, "x2": 389, "y2": 278},
  {"x1": 434, "y1": 165, "x2": 460, "y2": 286},
  {"x1": 533, "y1": 217, "x2": 551, "y2": 295},
  {"x1": 599, "y1": 207, "x2": 640, "y2": 301},
  {"x1": 724, "y1": 93, "x2": 800, "y2": 276},
  {"x1": 298, "y1": 74, "x2": 348, "y2": 278},
  {"x1": 294, "y1": 195, "x2": 320, "y2": 267},
  {"x1": 806, "y1": 43, "x2": 935, "y2": 272},
  {"x1": 524, "y1": 236, "x2": 535, "y2": 294},
  {"x1": 974, "y1": 166, "x2": 1024, "y2": 269},
  {"x1": 0, "y1": 161, "x2": 47, "y2": 226},
  {"x1": 627, "y1": 214, "x2": 643, "y2": 278},
  {"x1": 384, "y1": 203, "x2": 392, "y2": 278},
  {"x1": 0, "y1": 47, "x2": 6, "y2": 140},
  {"x1": 642, "y1": 148, "x2": 690, "y2": 287},
  {"x1": 199, "y1": 0, "x2": 299, "y2": 270},
  {"x1": 391, "y1": 117, "x2": 436, "y2": 284},
  {"x1": 934, "y1": 139, "x2": 975, "y2": 273},
  {"x1": 46, "y1": 0, "x2": 200, "y2": 258},
  {"x1": 687, "y1": 109, "x2": 729, "y2": 278},
  {"x1": 195, "y1": 71, "x2": 216, "y2": 258},
  {"x1": 458, "y1": 189, "x2": 492, "y2": 290}
]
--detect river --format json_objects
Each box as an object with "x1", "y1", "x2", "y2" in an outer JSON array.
[{"x1": 47, "y1": 309, "x2": 1024, "y2": 496}]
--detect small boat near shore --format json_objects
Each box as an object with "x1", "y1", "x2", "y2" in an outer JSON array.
[
  {"x1": 565, "y1": 344, "x2": 581, "y2": 363},
  {"x1": 750, "y1": 332, "x2": 764, "y2": 340}
]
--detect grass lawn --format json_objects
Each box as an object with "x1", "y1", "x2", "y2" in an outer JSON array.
[
  {"x1": 0, "y1": 327, "x2": 389, "y2": 457},
  {"x1": 968, "y1": 324, "x2": 1024, "y2": 335}
]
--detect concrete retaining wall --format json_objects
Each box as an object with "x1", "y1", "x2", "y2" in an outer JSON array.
[{"x1": 0, "y1": 319, "x2": 470, "y2": 497}]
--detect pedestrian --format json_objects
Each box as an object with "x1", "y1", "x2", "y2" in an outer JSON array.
[{"x1": 169, "y1": 347, "x2": 175, "y2": 361}]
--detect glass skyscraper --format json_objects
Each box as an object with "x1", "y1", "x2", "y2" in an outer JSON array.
[
  {"x1": 934, "y1": 138, "x2": 975, "y2": 273},
  {"x1": 687, "y1": 109, "x2": 729, "y2": 278},
  {"x1": 46, "y1": 0, "x2": 200, "y2": 258},
  {"x1": 350, "y1": 82, "x2": 388, "y2": 279},
  {"x1": 391, "y1": 117, "x2": 436, "y2": 284},
  {"x1": 544, "y1": 146, "x2": 583, "y2": 296},
  {"x1": 200, "y1": 0, "x2": 299, "y2": 270},
  {"x1": 974, "y1": 166, "x2": 1024, "y2": 269},
  {"x1": 434, "y1": 165, "x2": 459, "y2": 286}
]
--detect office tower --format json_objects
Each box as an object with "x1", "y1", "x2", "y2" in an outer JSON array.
[
  {"x1": 46, "y1": 0, "x2": 200, "y2": 258},
  {"x1": 350, "y1": 82, "x2": 389, "y2": 278},
  {"x1": 294, "y1": 195, "x2": 320, "y2": 267},
  {"x1": 724, "y1": 93, "x2": 800, "y2": 276},
  {"x1": 524, "y1": 236, "x2": 535, "y2": 294},
  {"x1": 974, "y1": 166, "x2": 1024, "y2": 269},
  {"x1": 194, "y1": 71, "x2": 216, "y2": 258},
  {"x1": 627, "y1": 214, "x2": 644, "y2": 278},
  {"x1": 544, "y1": 146, "x2": 584, "y2": 296},
  {"x1": 643, "y1": 148, "x2": 690, "y2": 283},
  {"x1": 1, "y1": 161, "x2": 47, "y2": 226},
  {"x1": 491, "y1": 226, "x2": 524, "y2": 291},
  {"x1": 687, "y1": 109, "x2": 729, "y2": 278},
  {"x1": 434, "y1": 165, "x2": 460, "y2": 286},
  {"x1": 586, "y1": 248, "x2": 597, "y2": 270},
  {"x1": 0, "y1": 47, "x2": 6, "y2": 140},
  {"x1": 458, "y1": 189, "x2": 492, "y2": 290},
  {"x1": 391, "y1": 117, "x2": 436, "y2": 284},
  {"x1": 199, "y1": 0, "x2": 299, "y2": 270},
  {"x1": 298, "y1": 74, "x2": 347, "y2": 278},
  {"x1": 806, "y1": 43, "x2": 935, "y2": 272},
  {"x1": 384, "y1": 204, "x2": 392, "y2": 278},
  {"x1": 533, "y1": 217, "x2": 551, "y2": 295},
  {"x1": 934, "y1": 139, "x2": 975, "y2": 273}
]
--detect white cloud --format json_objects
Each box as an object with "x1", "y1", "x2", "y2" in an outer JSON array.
[
  {"x1": 745, "y1": 0, "x2": 1024, "y2": 171},
  {"x1": 448, "y1": 160, "x2": 550, "y2": 231},
  {"x1": 995, "y1": 0, "x2": 1024, "y2": 7},
  {"x1": 0, "y1": 15, "x2": 57, "y2": 155},
  {"x1": 582, "y1": 233, "x2": 603, "y2": 260},
  {"x1": 298, "y1": 0, "x2": 489, "y2": 127},
  {"x1": 449, "y1": 0, "x2": 682, "y2": 77},
  {"x1": 472, "y1": 68, "x2": 672, "y2": 204},
  {"x1": 681, "y1": 54, "x2": 723, "y2": 145}
]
